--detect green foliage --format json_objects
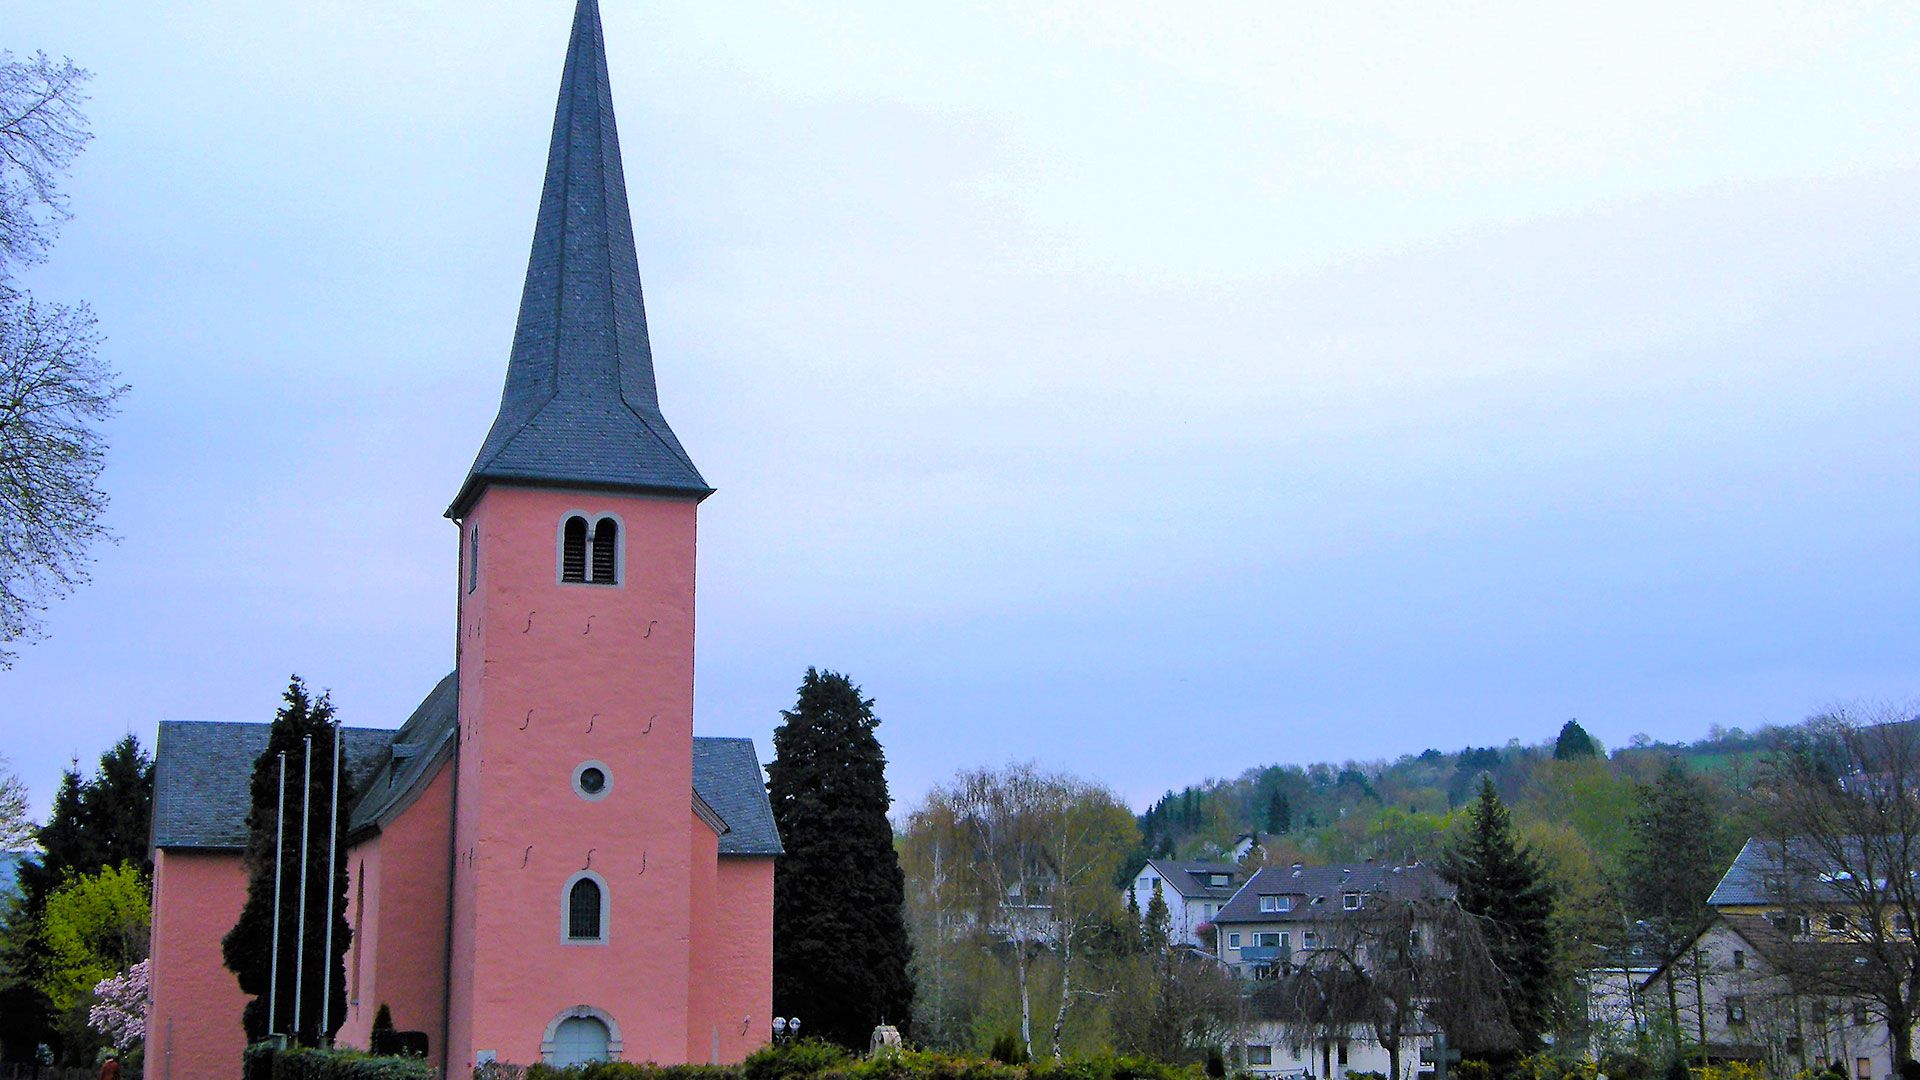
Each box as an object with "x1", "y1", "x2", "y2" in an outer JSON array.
[
  {"x1": 991, "y1": 1035, "x2": 1027, "y2": 1065},
  {"x1": 1453, "y1": 1061, "x2": 1495, "y2": 1080},
  {"x1": 372, "y1": 1003, "x2": 394, "y2": 1036},
  {"x1": 244, "y1": 1041, "x2": 435, "y2": 1080},
  {"x1": 37, "y1": 861, "x2": 147, "y2": 1011},
  {"x1": 1438, "y1": 777, "x2": 1555, "y2": 1055},
  {"x1": 0, "y1": 734, "x2": 152, "y2": 1064},
  {"x1": 529, "y1": 1048, "x2": 1202, "y2": 1080},
  {"x1": 222, "y1": 676, "x2": 353, "y2": 1045},
  {"x1": 769, "y1": 669, "x2": 916, "y2": 1048}
]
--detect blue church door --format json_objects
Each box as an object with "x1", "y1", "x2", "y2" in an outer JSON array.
[{"x1": 551, "y1": 1016, "x2": 611, "y2": 1066}]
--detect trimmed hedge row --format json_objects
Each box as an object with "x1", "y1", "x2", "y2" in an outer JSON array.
[
  {"x1": 243, "y1": 1041, "x2": 437, "y2": 1080},
  {"x1": 521, "y1": 1041, "x2": 1208, "y2": 1080}
]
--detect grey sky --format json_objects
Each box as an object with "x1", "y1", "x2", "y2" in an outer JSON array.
[{"x1": 3, "y1": 2, "x2": 1916, "y2": 819}]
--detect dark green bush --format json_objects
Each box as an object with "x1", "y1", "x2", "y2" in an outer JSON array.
[
  {"x1": 989, "y1": 1036, "x2": 1026, "y2": 1067},
  {"x1": 742, "y1": 1040, "x2": 857, "y2": 1080},
  {"x1": 1599, "y1": 1053, "x2": 1652, "y2": 1080},
  {"x1": 243, "y1": 1041, "x2": 435, "y2": 1080}
]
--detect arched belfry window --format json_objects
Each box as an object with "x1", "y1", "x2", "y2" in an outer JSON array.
[
  {"x1": 566, "y1": 874, "x2": 605, "y2": 942},
  {"x1": 561, "y1": 516, "x2": 588, "y2": 583},
  {"x1": 558, "y1": 514, "x2": 621, "y2": 586},
  {"x1": 591, "y1": 517, "x2": 618, "y2": 584}
]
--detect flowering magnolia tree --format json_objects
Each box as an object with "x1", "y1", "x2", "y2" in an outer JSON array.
[{"x1": 88, "y1": 958, "x2": 149, "y2": 1050}]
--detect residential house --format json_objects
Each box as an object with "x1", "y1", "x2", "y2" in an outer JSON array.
[
  {"x1": 1634, "y1": 838, "x2": 1906, "y2": 1080},
  {"x1": 1215, "y1": 861, "x2": 1450, "y2": 1080},
  {"x1": 1126, "y1": 859, "x2": 1246, "y2": 947}
]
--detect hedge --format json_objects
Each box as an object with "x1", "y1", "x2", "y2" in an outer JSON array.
[
  {"x1": 520, "y1": 1042, "x2": 1208, "y2": 1080},
  {"x1": 244, "y1": 1041, "x2": 437, "y2": 1080}
]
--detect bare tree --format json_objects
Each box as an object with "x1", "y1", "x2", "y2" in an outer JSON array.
[
  {"x1": 1111, "y1": 942, "x2": 1247, "y2": 1065},
  {"x1": 0, "y1": 51, "x2": 122, "y2": 665},
  {"x1": 1259, "y1": 894, "x2": 1516, "y2": 1078},
  {"x1": 1760, "y1": 708, "x2": 1920, "y2": 1068},
  {"x1": 907, "y1": 763, "x2": 1137, "y2": 1061}
]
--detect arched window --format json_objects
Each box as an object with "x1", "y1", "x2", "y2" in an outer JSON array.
[
  {"x1": 560, "y1": 516, "x2": 588, "y2": 582},
  {"x1": 567, "y1": 876, "x2": 603, "y2": 941},
  {"x1": 590, "y1": 517, "x2": 618, "y2": 584}
]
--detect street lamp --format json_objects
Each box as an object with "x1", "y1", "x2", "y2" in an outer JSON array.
[{"x1": 773, "y1": 1017, "x2": 802, "y2": 1043}]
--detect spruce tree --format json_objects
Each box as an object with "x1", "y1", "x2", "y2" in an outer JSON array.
[
  {"x1": 1438, "y1": 775, "x2": 1555, "y2": 1054},
  {"x1": 1553, "y1": 720, "x2": 1599, "y2": 761},
  {"x1": 1265, "y1": 791, "x2": 1292, "y2": 834},
  {"x1": 221, "y1": 677, "x2": 351, "y2": 1045},
  {"x1": 768, "y1": 668, "x2": 914, "y2": 1047}
]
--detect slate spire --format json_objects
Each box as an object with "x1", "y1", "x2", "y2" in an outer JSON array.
[{"x1": 449, "y1": 0, "x2": 708, "y2": 517}]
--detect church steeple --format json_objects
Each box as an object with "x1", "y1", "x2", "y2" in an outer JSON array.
[{"x1": 449, "y1": 0, "x2": 708, "y2": 518}]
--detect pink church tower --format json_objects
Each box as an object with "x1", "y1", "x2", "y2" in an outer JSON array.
[{"x1": 441, "y1": 0, "x2": 744, "y2": 1068}]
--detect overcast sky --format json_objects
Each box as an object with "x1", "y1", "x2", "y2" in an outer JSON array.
[{"x1": 3, "y1": 2, "x2": 1917, "y2": 820}]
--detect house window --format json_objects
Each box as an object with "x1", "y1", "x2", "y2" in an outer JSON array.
[
  {"x1": 1260, "y1": 895, "x2": 1290, "y2": 913},
  {"x1": 1733, "y1": 949, "x2": 1746, "y2": 970},
  {"x1": 1727, "y1": 997, "x2": 1747, "y2": 1025},
  {"x1": 1303, "y1": 931, "x2": 1320, "y2": 949},
  {"x1": 572, "y1": 760, "x2": 612, "y2": 802},
  {"x1": 1857, "y1": 1060, "x2": 1872, "y2": 1080},
  {"x1": 1829, "y1": 912, "x2": 1849, "y2": 932},
  {"x1": 467, "y1": 530, "x2": 479, "y2": 593},
  {"x1": 1255, "y1": 932, "x2": 1282, "y2": 948},
  {"x1": 1343, "y1": 892, "x2": 1362, "y2": 910},
  {"x1": 1228, "y1": 932, "x2": 1242, "y2": 949},
  {"x1": 1247, "y1": 1045, "x2": 1273, "y2": 1067},
  {"x1": 1211, "y1": 873, "x2": 1231, "y2": 887},
  {"x1": 565, "y1": 874, "x2": 607, "y2": 943},
  {"x1": 1337, "y1": 1041, "x2": 1349, "y2": 1065}
]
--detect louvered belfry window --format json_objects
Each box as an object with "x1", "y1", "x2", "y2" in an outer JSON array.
[
  {"x1": 568, "y1": 877, "x2": 602, "y2": 940},
  {"x1": 561, "y1": 516, "x2": 588, "y2": 582},
  {"x1": 590, "y1": 518, "x2": 618, "y2": 584}
]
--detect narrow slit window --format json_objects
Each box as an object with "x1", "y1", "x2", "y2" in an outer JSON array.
[
  {"x1": 568, "y1": 877, "x2": 602, "y2": 940},
  {"x1": 561, "y1": 516, "x2": 588, "y2": 582},
  {"x1": 590, "y1": 517, "x2": 618, "y2": 584},
  {"x1": 467, "y1": 530, "x2": 479, "y2": 593}
]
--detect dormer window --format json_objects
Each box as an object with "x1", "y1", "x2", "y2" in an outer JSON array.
[
  {"x1": 1343, "y1": 893, "x2": 1362, "y2": 910},
  {"x1": 559, "y1": 514, "x2": 622, "y2": 585},
  {"x1": 1210, "y1": 873, "x2": 1231, "y2": 887},
  {"x1": 1259, "y1": 895, "x2": 1290, "y2": 913}
]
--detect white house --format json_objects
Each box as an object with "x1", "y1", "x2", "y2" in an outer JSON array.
[{"x1": 1126, "y1": 859, "x2": 1246, "y2": 948}]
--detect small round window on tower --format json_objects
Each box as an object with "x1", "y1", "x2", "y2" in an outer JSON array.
[{"x1": 572, "y1": 760, "x2": 612, "y2": 801}]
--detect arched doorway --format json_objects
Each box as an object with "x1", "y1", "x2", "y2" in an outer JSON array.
[
  {"x1": 550, "y1": 1016, "x2": 610, "y2": 1065},
  {"x1": 541, "y1": 1006, "x2": 623, "y2": 1066}
]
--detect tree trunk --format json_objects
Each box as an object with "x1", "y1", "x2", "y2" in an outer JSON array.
[
  {"x1": 1891, "y1": 1002, "x2": 1912, "y2": 1071},
  {"x1": 1051, "y1": 923, "x2": 1074, "y2": 1062},
  {"x1": 1692, "y1": 948, "x2": 1709, "y2": 1068},
  {"x1": 1017, "y1": 942, "x2": 1034, "y2": 1061}
]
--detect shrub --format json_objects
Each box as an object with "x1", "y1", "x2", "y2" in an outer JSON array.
[
  {"x1": 989, "y1": 1036, "x2": 1025, "y2": 1066},
  {"x1": 243, "y1": 1041, "x2": 436, "y2": 1080},
  {"x1": 743, "y1": 1039, "x2": 856, "y2": 1080},
  {"x1": 1599, "y1": 1052, "x2": 1653, "y2": 1080},
  {"x1": 1455, "y1": 1060, "x2": 1496, "y2": 1080}
]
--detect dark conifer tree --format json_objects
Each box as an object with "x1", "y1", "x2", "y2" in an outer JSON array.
[
  {"x1": 1553, "y1": 720, "x2": 1600, "y2": 761},
  {"x1": 1438, "y1": 776, "x2": 1555, "y2": 1055},
  {"x1": 768, "y1": 668, "x2": 913, "y2": 1047},
  {"x1": 1265, "y1": 791, "x2": 1291, "y2": 834},
  {"x1": 221, "y1": 677, "x2": 351, "y2": 1045}
]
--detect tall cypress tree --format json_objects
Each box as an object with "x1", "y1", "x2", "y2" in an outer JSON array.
[
  {"x1": 1438, "y1": 776, "x2": 1556, "y2": 1055},
  {"x1": 767, "y1": 668, "x2": 914, "y2": 1047},
  {"x1": 221, "y1": 677, "x2": 351, "y2": 1046}
]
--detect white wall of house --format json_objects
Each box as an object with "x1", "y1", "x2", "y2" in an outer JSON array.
[
  {"x1": 1240, "y1": 1022, "x2": 1432, "y2": 1080},
  {"x1": 1126, "y1": 865, "x2": 1232, "y2": 949}
]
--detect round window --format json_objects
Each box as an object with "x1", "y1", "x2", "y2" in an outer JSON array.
[{"x1": 572, "y1": 761, "x2": 612, "y2": 801}]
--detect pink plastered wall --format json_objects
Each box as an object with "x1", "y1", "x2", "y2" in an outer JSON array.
[
  {"x1": 449, "y1": 484, "x2": 700, "y2": 1069},
  {"x1": 336, "y1": 761, "x2": 454, "y2": 1057},
  {"x1": 687, "y1": 810, "x2": 721, "y2": 1063},
  {"x1": 146, "y1": 848, "x2": 250, "y2": 1080},
  {"x1": 706, "y1": 857, "x2": 776, "y2": 1064}
]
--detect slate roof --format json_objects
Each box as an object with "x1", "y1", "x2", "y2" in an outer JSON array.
[
  {"x1": 1708, "y1": 836, "x2": 1866, "y2": 908},
  {"x1": 693, "y1": 738, "x2": 783, "y2": 857},
  {"x1": 152, "y1": 674, "x2": 781, "y2": 858},
  {"x1": 448, "y1": 0, "x2": 707, "y2": 518},
  {"x1": 1214, "y1": 861, "x2": 1451, "y2": 924},
  {"x1": 151, "y1": 721, "x2": 394, "y2": 850},
  {"x1": 1143, "y1": 858, "x2": 1245, "y2": 901}
]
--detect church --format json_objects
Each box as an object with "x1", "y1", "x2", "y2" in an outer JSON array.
[{"x1": 142, "y1": 2, "x2": 780, "y2": 1075}]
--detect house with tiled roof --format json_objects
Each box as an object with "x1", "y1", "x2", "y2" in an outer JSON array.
[
  {"x1": 143, "y1": 4, "x2": 781, "y2": 1077},
  {"x1": 1214, "y1": 861, "x2": 1450, "y2": 1080},
  {"x1": 1124, "y1": 858, "x2": 1248, "y2": 948}
]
